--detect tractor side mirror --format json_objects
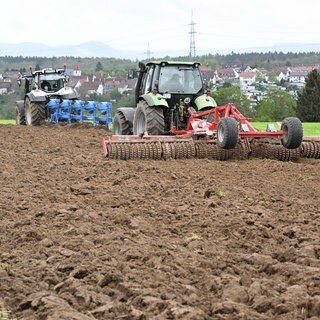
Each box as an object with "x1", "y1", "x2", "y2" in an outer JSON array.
[
  {"x1": 138, "y1": 61, "x2": 146, "y2": 71},
  {"x1": 127, "y1": 70, "x2": 134, "y2": 79},
  {"x1": 128, "y1": 70, "x2": 140, "y2": 79}
]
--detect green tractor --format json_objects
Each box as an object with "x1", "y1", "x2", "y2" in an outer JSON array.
[{"x1": 113, "y1": 61, "x2": 217, "y2": 136}]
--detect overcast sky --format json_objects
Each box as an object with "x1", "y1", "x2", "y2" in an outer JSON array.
[{"x1": 1, "y1": 0, "x2": 320, "y2": 55}]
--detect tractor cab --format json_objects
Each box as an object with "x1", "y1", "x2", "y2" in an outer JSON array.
[
  {"x1": 18, "y1": 67, "x2": 68, "y2": 93},
  {"x1": 39, "y1": 74, "x2": 65, "y2": 92},
  {"x1": 137, "y1": 61, "x2": 209, "y2": 112},
  {"x1": 158, "y1": 64, "x2": 202, "y2": 94}
]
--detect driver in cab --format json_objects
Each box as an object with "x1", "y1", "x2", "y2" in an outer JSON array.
[{"x1": 163, "y1": 73, "x2": 183, "y2": 92}]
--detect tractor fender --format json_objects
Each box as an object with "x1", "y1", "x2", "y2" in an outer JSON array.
[
  {"x1": 26, "y1": 91, "x2": 47, "y2": 102},
  {"x1": 194, "y1": 94, "x2": 217, "y2": 111},
  {"x1": 141, "y1": 93, "x2": 169, "y2": 108},
  {"x1": 54, "y1": 86, "x2": 79, "y2": 100},
  {"x1": 16, "y1": 100, "x2": 25, "y2": 111},
  {"x1": 116, "y1": 107, "x2": 135, "y2": 123}
]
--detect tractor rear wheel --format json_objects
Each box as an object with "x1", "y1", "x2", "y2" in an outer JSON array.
[
  {"x1": 217, "y1": 117, "x2": 238, "y2": 149},
  {"x1": 281, "y1": 117, "x2": 303, "y2": 149},
  {"x1": 16, "y1": 105, "x2": 26, "y2": 125},
  {"x1": 25, "y1": 97, "x2": 46, "y2": 126},
  {"x1": 201, "y1": 107, "x2": 215, "y2": 123},
  {"x1": 133, "y1": 100, "x2": 165, "y2": 135},
  {"x1": 113, "y1": 109, "x2": 134, "y2": 135}
]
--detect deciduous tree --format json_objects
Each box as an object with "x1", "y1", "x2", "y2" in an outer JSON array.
[
  {"x1": 212, "y1": 85, "x2": 252, "y2": 117},
  {"x1": 256, "y1": 87, "x2": 296, "y2": 121},
  {"x1": 296, "y1": 69, "x2": 320, "y2": 121}
]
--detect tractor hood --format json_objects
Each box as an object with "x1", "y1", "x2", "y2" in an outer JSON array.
[{"x1": 27, "y1": 86, "x2": 79, "y2": 102}]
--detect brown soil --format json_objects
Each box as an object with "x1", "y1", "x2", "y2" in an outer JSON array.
[{"x1": 1, "y1": 124, "x2": 320, "y2": 320}]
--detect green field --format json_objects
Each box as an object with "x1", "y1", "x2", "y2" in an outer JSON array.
[
  {"x1": 0, "y1": 119, "x2": 15, "y2": 124},
  {"x1": 1, "y1": 120, "x2": 319, "y2": 136},
  {"x1": 251, "y1": 122, "x2": 320, "y2": 136}
]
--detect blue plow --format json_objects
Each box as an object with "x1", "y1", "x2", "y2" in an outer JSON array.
[{"x1": 47, "y1": 99, "x2": 113, "y2": 127}]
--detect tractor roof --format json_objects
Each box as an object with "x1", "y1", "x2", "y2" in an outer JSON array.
[
  {"x1": 146, "y1": 61, "x2": 201, "y2": 67},
  {"x1": 32, "y1": 68, "x2": 65, "y2": 76}
]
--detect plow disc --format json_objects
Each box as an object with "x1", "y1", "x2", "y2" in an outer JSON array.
[
  {"x1": 250, "y1": 141, "x2": 301, "y2": 162},
  {"x1": 300, "y1": 138, "x2": 320, "y2": 159},
  {"x1": 102, "y1": 139, "x2": 241, "y2": 161},
  {"x1": 102, "y1": 135, "x2": 195, "y2": 160},
  {"x1": 102, "y1": 135, "x2": 320, "y2": 162}
]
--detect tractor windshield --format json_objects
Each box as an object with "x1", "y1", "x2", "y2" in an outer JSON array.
[
  {"x1": 39, "y1": 74, "x2": 65, "y2": 91},
  {"x1": 158, "y1": 66, "x2": 202, "y2": 93}
]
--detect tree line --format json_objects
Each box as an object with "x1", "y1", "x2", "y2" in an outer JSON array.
[
  {"x1": 1, "y1": 51, "x2": 320, "y2": 74},
  {"x1": 0, "y1": 52, "x2": 320, "y2": 121}
]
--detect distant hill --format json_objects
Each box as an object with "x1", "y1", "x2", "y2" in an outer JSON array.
[
  {"x1": 229, "y1": 43, "x2": 320, "y2": 54},
  {"x1": 0, "y1": 41, "x2": 319, "y2": 60},
  {"x1": 0, "y1": 41, "x2": 140, "y2": 59}
]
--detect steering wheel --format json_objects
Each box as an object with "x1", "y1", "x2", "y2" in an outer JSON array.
[{"x1": 41, "y1": 81, "x2": 51, "y2": 90}]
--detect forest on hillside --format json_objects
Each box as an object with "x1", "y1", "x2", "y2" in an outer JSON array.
[{"x1": 1, "y1": 51, "x2": 320, "y2": 74}]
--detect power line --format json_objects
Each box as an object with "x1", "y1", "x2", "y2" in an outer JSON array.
[
  {"x1": 144, "y1": 42, "x2": 153, "y2": 60},
  {"x1": 189, "y1": 11, "x2": 196, "y2": 57}
]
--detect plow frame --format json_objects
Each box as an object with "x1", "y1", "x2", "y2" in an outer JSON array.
[
  {"x1": 102, "y1": 103, "x2": 303, "y2": 159},
  {"x1": 171, "y1": 103, "x2": 285, "y2": 140}
]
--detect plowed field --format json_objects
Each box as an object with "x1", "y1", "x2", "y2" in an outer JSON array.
[{"x1": 1, "y1": 124, "x2": 320, "y2": 320}]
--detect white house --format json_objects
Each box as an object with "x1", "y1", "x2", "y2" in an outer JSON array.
[
  {"x1": 288, "y1": 71, "x2": 308, "y2": 83},
  {"x1": 239, "y1": 71, "x2": 256, "y2": 85},
  {"x1": 73, "y1": 65, "x2": 82, "y2": 77}
]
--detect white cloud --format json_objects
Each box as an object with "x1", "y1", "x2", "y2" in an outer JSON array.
[{"x1": 1, "y1": 0, "x2": 320, "y2": 54}]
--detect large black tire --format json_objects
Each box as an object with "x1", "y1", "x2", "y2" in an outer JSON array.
[
  {"x1": 25, "y1": 97, "x2": 46, "y2": 126},
  {"x1": 16, "y1": 105, "x2": 26, "y2": 125},
  {"x1": 201, "y1": 107, "x2": 215, "y2": 123},
  {"x1": 281, "y1": 117, "x2": 303, "y2": 149},
  {"x1": 133, "y1": 100, "x2": 165, "y2": 135},
  {"x1": 113, "y1": 109, "x2": 134, "y2": 135},
  {"x1": 217, "y1": 117, "x2": 238, "y2": 149}
]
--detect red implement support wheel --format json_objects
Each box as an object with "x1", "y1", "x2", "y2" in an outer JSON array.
[
  {"x1": 217, "y1": 117, "x2": 239, "y2": 149},
  {"x1": 281, "y1": 117, "x2": 303, "y2": 149}
]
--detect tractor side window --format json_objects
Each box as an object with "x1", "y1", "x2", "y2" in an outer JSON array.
[
  {"x1": 143, "y1": 67, "x2": 153, "y2": 94},
  {"x1": 190, "y1": 70, "x2": 202, "y2": 92}
]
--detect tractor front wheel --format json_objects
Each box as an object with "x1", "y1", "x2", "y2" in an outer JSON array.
[
  {"x1": 133, "y1": 101, "x2": 165, "y2": 135},
  {"x1": 16, "y1": 105, "x2": 26, "y2": 125},
  {"x1": 25, "y1": 97, "x2": 46, "y2": 126},
  {"x1": 113, "y1": 109, "x2": 134, "y2": 135},
  {"x1": 217, "y1": 117, "x2": 238, "y2": 149},
  {"x1": 281, "y1": 117, "x2": 303, "y2": 149}
]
